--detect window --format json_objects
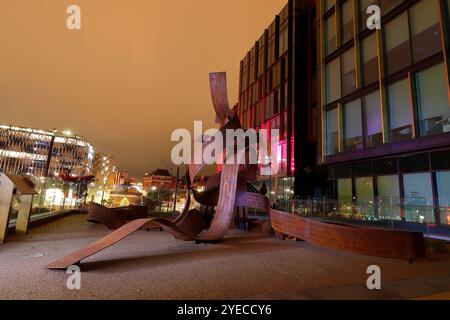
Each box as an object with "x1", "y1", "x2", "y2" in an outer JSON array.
[
  {"x1": 409, "y1": 0, "x2": 442, "y2": 62},
  {"x1": 325, "y1": 14, "x2": 337, "y2": 56},
  {"x1": 399, "y1": 153, "x2": 429, "y2": 173},
  {"x1": 388, "y1": 78, "x2": 413, "y2": 142},
  {"x1": 327, "y1": 108, "x2": 339, "y2": 155},
  {"x1": 364, "y1": 90, "x2": 383, "y2": 147},
  {"x1": 377, "y1": 175, "x2": 401, "y2": 220},
  {"x1": 337, "y1": 178, "x2": 353, "y2": 205},
  {"x1": 268, "y1": 21, "x2": 277, "y2": 67},
  {"x1": 341, "y1": 0, "x2": 354, "y2": 44},
  {"x1": 342, "y1": 47, "x2": 356, "y2": 96},
  {"x1": 403, "y1": 173, "x2": 434, "y2": 223},
  {"x1": 437, "y1": 172, "x2": 450, "y2": 225},
  {"x1": 255, "y1": 102, "x2": 263, "y2": 127},
  {"x1": 326, "y1": 58, "x2": 341, "y2": 103},
  {"x1": 258, "y1": 35, "x2": 266, "y2": 77},
  {"x1": 355, "y1": 177, "x2": 375, "y2": 217},
  {"x1": 324, "y1": 0, "x2": 334, "y2": 12},
  {"x1": 344, "y1": 98, "x2": 363, "y2": 151},
  {"x1": 416, "y1": 63, "x2": 450, "y2": 136},
  {"x1": 384, "y1": 12, "x2": 412, "y2": 75},
  {"x1": 279, "y1": 7, "x2": 289, "y2": 55},
  {"x1": 361, "y1": 33, "x2": 379, "y2": 86},
  {"x1": 380, "y1": 0, "x2": 403, "y2": 15},
  {"x1": 360, "y1": 0, "x2": 378, "y2": 31},
  {"x1": 272, "y1": 62, "x2": 281, "y2": 89}
]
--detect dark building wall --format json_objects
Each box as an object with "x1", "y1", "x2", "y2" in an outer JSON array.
[{"x1": 237, "y1": 0, "x2": 321, "y2": 202}]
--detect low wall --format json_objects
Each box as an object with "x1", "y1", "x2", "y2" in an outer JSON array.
[
  {"x1": 270, "y1": 209, "x2": 426, "y2": 261},
  {"x1": 8, "y1": 209, "x2": 85, "y2": 234}
]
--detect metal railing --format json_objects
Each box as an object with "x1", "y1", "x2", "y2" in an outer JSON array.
[{"x1": 283, "y1": 198, "x2": 450, "y2": 240}]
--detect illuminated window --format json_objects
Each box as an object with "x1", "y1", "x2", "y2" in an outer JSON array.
[
  {"x1": 416, "y1": 63, "x2": 450, "y2": 136},
  {"x1": 404, "y1": 173, "x2": 434, "y2": 223},
  {"x1": 338, "y1": 178, "x2": 353, "y2": 206},
  {"x1": 437, "y1": 172, "x2": 450, "y2": 225},
  {"x1": 387, "y1": 78, "x2": 413, "y2": 142},
  {"x1": 377, "y1": 175, "x2": 401, "y2": 220},
  {"x1": 355, "y1": 177, "x2": 374, "y2": 217}
]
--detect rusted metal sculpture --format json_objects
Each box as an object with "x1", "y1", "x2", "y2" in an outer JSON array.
[
  {"x1": 86, "y1": 203, "x2": 148, "y2": 230},
  {"x1": 46, "y1": 72, "x2": 268, "y2": 269},
  {"x1": 270, "y1": 209, "x2": 426, "y2": 261},
  {"x1": 45, "y1": 72, "x2": 425, "y2": 270}
]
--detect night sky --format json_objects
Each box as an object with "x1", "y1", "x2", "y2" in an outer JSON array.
[{"x1": 0, "y1": 0, "x2": 286, "y2": 177}]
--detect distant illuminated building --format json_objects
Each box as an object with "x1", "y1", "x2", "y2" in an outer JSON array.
[
  {"x1": 109, "y1": 184, "x2": 142, "y2": 208},
  {"x1": 89, "y1": 153, "x2": 117, "y2": 205},
  {"x1": 114, "y1": 170, "x2": 129, "y2": 187},
  {"x1": 0, "y1": 124, "x2": 94, "y2": 182},
  {"x1": 142, "y1": 169, "x2": 174, "y2": 191},
  {"x1": 92, "y1": 154, "x2": 117, "y2": 190}
]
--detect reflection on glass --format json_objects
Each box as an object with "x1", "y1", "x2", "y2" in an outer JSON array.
[
  {"x1": 338, "y1": 178, "x2": 353, "y2": 214},
  {"x1": 404, "y1": 173, "x2": 434, "y2": 223},
  {"x1": 437, "y1": 171, "x2": 450, "y2": 225},
  {"x1": 355, "y1": 177, "x2": 374, "y2": 217}
]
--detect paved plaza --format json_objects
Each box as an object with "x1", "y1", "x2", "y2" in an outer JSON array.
[{"x1": 0, "y1": 213, "x2": 449, "y2": 300}]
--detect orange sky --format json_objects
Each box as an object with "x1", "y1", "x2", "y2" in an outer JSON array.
[{"x1": 0, "y1": 0, "x2": 286, "y2": 177}]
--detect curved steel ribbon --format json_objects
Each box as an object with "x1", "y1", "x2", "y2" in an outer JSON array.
[
  {"x1": 86, "y1": 204, "x2": 148, "y2": 230},
  {"x1": 45, "y1": 72, "x2": 271, "y2": 269}
]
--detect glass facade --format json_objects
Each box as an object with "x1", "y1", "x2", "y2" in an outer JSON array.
[
  {"x1": 322, "y1": 0, "x2": 450, "y2": 155},
  {"x1": 237, "y1": 0, "x2": 450, "y2": 226},
  {"x1": 320, "y1": 0, "x2": 450, "y2": 225}
]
